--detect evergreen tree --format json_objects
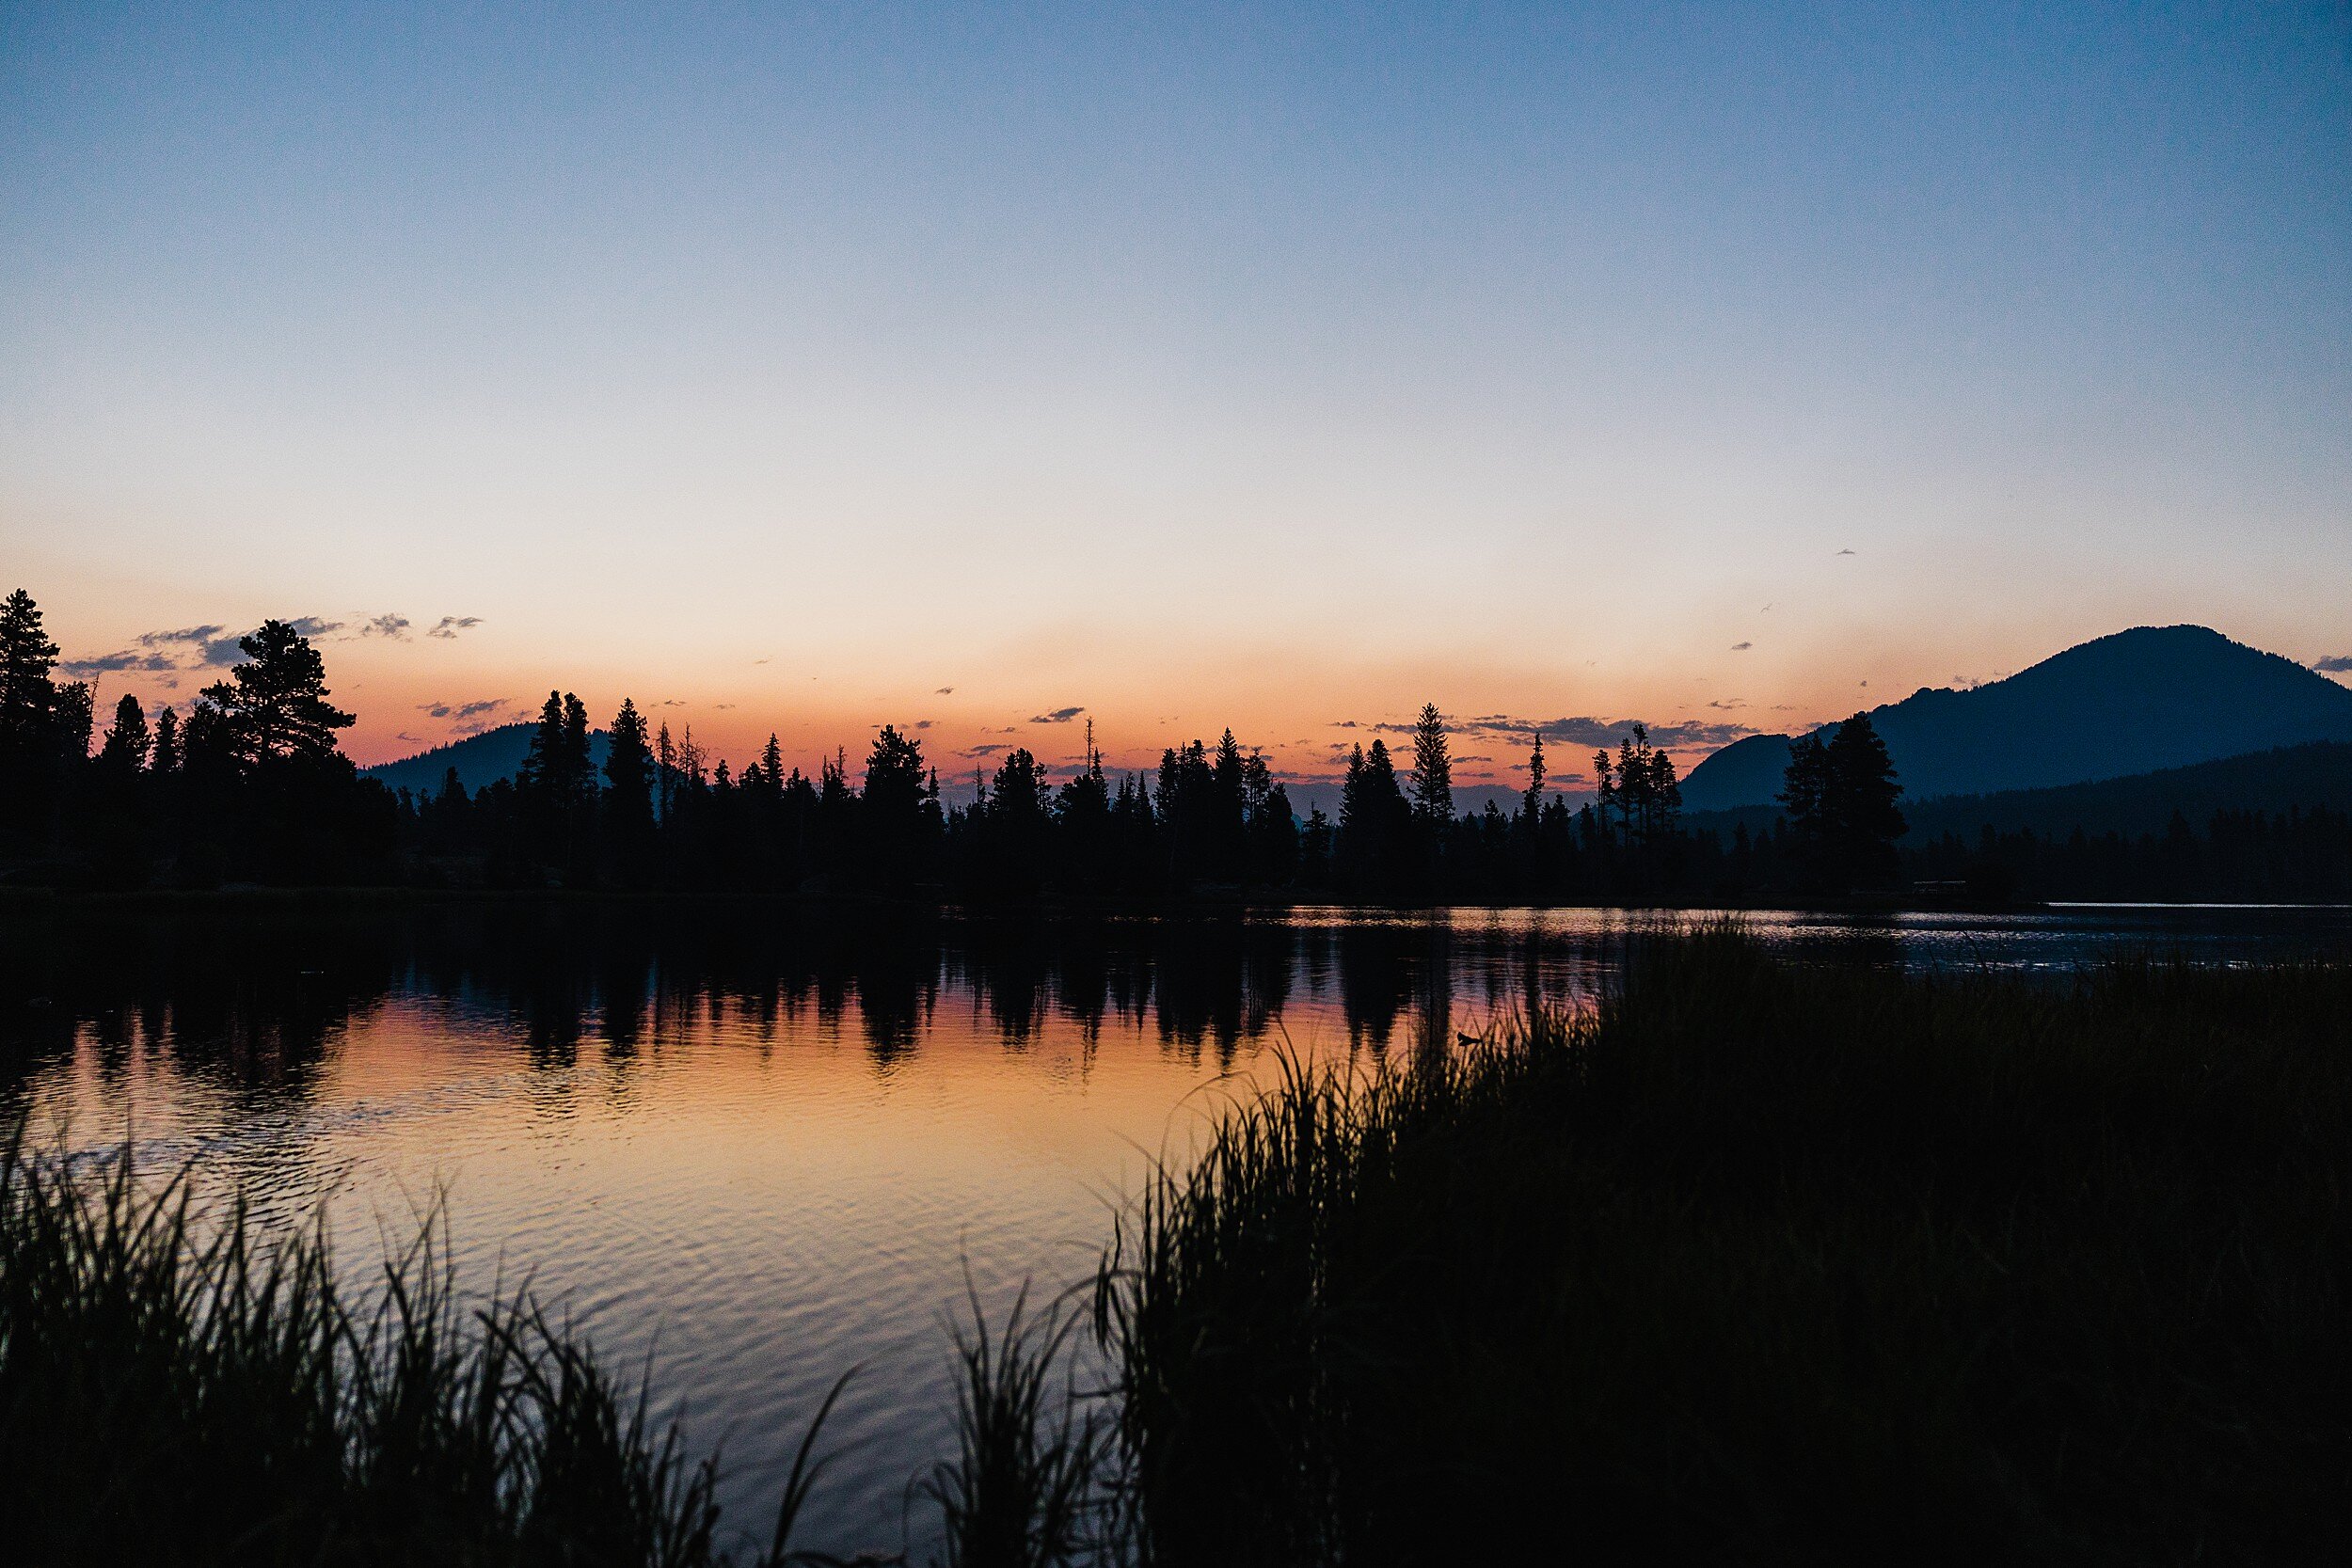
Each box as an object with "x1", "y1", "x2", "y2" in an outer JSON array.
[
  {"x1": 1339, "y1": 739, "x2": 1412, "y2": 895},
  {"x1": 603, "y1": 698, "x2": 656, "y2": 869},
  {"x1": 195, "y1": 620, "x2": 357, "y2": 769},
  {"x1": 520, "y1": 692, "x2": 566, "y2": 796},
  {"x1": 1408, "y1": 704, "x2": 1453, "y2": 824},
  {"x1": 98, "y1": 694, "x2": 151, "y2": 774},
  {"x1": 1778, "y1": 733, "x2": 1831, "y2": 847},
  {"x1": 0, "y1": 589, "x2": 59, "y2": 746},
  {"x1": 860, "y1": 725, "x2": 933, "y2": 882},
  {"x1": 655, "y1": 721, "x2": 676, "y2": 819},
  {"x1": 1520, "y1": 728, "x2": 1547, "y2": 827},
  {"x1": 1779, "y1": 715, "x2": 1905, "y2": 891},
  {"x1": 151, "y1": 706, "x2": 182, "y2": 775},
  {"x1": 1823, "y1": 713, "x2": 1906, "y2": 887},
  {"x1": 560, "y1": 694, "x2": 594, "y2": 807}
]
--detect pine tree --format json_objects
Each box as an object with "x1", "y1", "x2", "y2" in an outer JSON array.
[
  {"x1": 560, "y1": 694, "x2": 594, "y2": 807},
  {"x1": 1408, "y1": 704, "x2": 1453, "y2": 824},
  {"x1": 151, "y1": 706, "x2": 182, "y2": 775},
  {"x1": 604, "y1": 698, "x2": 656, "y2": 845},
  {"x1": 196, "y1": 620, "x2": 356, "y2": 768},
  {"x1": 655, "y1": 721, "x2": 676, "y2": 819},
  {"x1": 1520, "y1": 728, "x2": 1547, "y2": 828},
  {"x1": 519, "y1": 691, "x2": 565, "y2": 796},
  {"x1": 0, "y1": 589, "x2": 59, "y2": 745},
  {"x1": 1824, "y1": 713, "x2": 1905, "y2": 887},
  {"x1": 761, "y1": 734, "x2": 786, "y2": 799},
  {"x1": 98, "y1": 694, "x2": 151, "y2": 773}
]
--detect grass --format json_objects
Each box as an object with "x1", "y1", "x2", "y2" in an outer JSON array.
[
  {"x1": 1092, "y1": 928, "x2": 2352, "y2": 1564},
  {"x1": 0, "y1": 1120, "x2": 1108, "y2": 1567},
  {"x1": 10, "y1": 930, "x2": 2347, "y2": 1563},
  {"x1": 0, "y1": 1130, "x2": 839, "y2": 1567}
]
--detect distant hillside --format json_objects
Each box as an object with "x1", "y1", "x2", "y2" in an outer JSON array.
[
  {"x1": 365, "y1": 723, "x2": 612, "y2": 796},
  {"x1": 1681, "y1": 626, "x2": 2352, "y2": 811},
  {"x1": 1684, "y1": 741, "x2": 2352, "y2": 847}
]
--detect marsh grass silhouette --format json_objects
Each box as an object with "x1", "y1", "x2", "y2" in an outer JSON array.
[
  {"x1": 1091, "y1": 930, "x2": 2352, "y2": 1563},
  {"x1": 0, "y1": 1126, "x2": 840, "y2": 1567},
  {"x1": 8, "y1": 927, "x2": 2351, "y2": 1563}
]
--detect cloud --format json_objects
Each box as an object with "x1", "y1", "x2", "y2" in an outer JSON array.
[
  {"x1": 914, "y1": 720, "x2": 933, "y2": 730},
  {"x1": 421, "y1": 699, "x2": 507, "y2": 721},
  {"x1": 428, "y1": 616, "x2": 483, "y2": 640},
  {"x1": 1029, "y1": 705, "x2": 1085, "y2": 724},
  {"x1": 935, "y1": 686, "x2": 955, "y2": 695},
  {"x1": 2314, "y1": 655, "x2": 2352, "y2": 673},
  {"x1": 1708, "y1": 699, "x2": 1746, "y2": 710},
  {"x1": 963, "y1": 743, "x2": 1009, "y2": 756},
  {"x1": 60, "y1": 648, "x2": 183, "y2": 677},
  {"x1": 1730, "y1": 641, "x2": 1752, "y2": 651},
  {"x1": 65, "y1": 623, "x2": 246, "y2": 673},
  {"x1": 360, "y1": 613, "x2": 411, "y2": 640},
  {"x1": 419, "y1": 697, "x2": 514, "y2": 736},
  {"x1": 283, "y1": 616, "x2": 345, "y2": 641},
  {"x1": 1836, "y1": 548, "x2": 1856, "y2": 556}
]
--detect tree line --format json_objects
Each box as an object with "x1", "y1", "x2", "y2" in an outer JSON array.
[{"x1": 9, "y1": 587, "x2": 2341, "y2": 904}]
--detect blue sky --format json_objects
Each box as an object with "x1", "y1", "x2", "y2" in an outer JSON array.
[{"x1": 4, "y1": 3, "x2": 2347, "y2": 776}]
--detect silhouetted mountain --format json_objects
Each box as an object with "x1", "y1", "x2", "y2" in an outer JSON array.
[
  {"x1": 364, "y1": 723, "x2": 612, "y2": 796},
  {"x1": 1682, "y1": 626, "x2": 2352, "y2": 810},
  {"x1": 1688, "y1": 741, "x2": 2352, "y2": 845}
]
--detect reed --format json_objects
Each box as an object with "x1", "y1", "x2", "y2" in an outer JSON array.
[
  {"x1": 0, "y1": 1128, "x2": 837, "y2": 1567},
  {"x1": 1093, "y1": 928, "x2": 2352, "y2": 1563}
]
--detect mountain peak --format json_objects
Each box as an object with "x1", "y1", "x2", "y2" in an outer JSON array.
[{"x1": 1680, "y1": 625, "x2": 2352, "y2": 811}]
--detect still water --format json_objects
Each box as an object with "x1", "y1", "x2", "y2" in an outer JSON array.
[{"x1": 5, "y1": 899, "x2": 2345, "y2": 1557}]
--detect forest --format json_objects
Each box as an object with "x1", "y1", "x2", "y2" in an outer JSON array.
[{"x1": 5, "y1": 591, "x2": 2345, "y2": 905}]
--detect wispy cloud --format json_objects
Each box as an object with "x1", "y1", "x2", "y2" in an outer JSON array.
[
  {"x1": 935, "y1": 686, "x2": 955, "y2": 695},
  {"x1": 1029, "y1": 705, "x2": 1085, "y2": 723},
  {"x1": 2314, "y1": 655, "x2": 2352, "y2": 674},
  {"x1": 1730, "y1": 641, "x2": 1752, "y2": 651},
  {"x1": 419, "y1": 697, "x2": 514, "y2": 736},
  {"x1": 60, "y1": 648, "x2": 182, "y2": 677},
  {"x1": 361, "y1": 613, "x2": 411, "y2": 640},
  {"x1": 428, "y1": 616, "x2": 483, "y2": 640}
]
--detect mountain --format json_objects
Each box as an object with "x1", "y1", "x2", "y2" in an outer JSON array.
[
  {"x1": 1679, "y1": 626, "x2": 2352, "y2": 811},
  {"x1": 1686, "y1": 741, "x2": 2352, "y2": 846},
  {"x1": 364, "y1": 722, "x2": 612, "y2": 796}
]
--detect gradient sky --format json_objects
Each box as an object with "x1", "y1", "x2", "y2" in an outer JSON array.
[{"x1": 5, "y1": 2, "x2": 2348, "y2": 787}]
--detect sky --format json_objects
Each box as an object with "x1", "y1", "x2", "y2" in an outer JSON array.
[{"x1": 4, "y1": 2, "x2": 2348, "y2": 789}]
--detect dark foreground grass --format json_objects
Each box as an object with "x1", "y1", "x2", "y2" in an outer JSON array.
[
  {"x1": 0, "y1": 1132, "x2": 850, "y2": 1567},
  {"x1": 11, "y1": 933, "x2": 2347, "y2": 1564},
  {"x1": 1095, "y1": 931, "x2": 2352, "y2": 1565}
]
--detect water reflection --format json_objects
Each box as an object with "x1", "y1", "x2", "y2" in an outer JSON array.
[{"x1": 2, "y1": 898, "x2": 2345, "y2": 1557}]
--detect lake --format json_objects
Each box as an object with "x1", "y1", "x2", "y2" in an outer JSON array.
[{"x1": 5, "y1": 898, "x2": 2345, "y2": 1558}]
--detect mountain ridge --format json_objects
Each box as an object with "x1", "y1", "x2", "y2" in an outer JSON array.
[{"x1": 1680, "y1": 626, "x2": 2352, "y2": 811}]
